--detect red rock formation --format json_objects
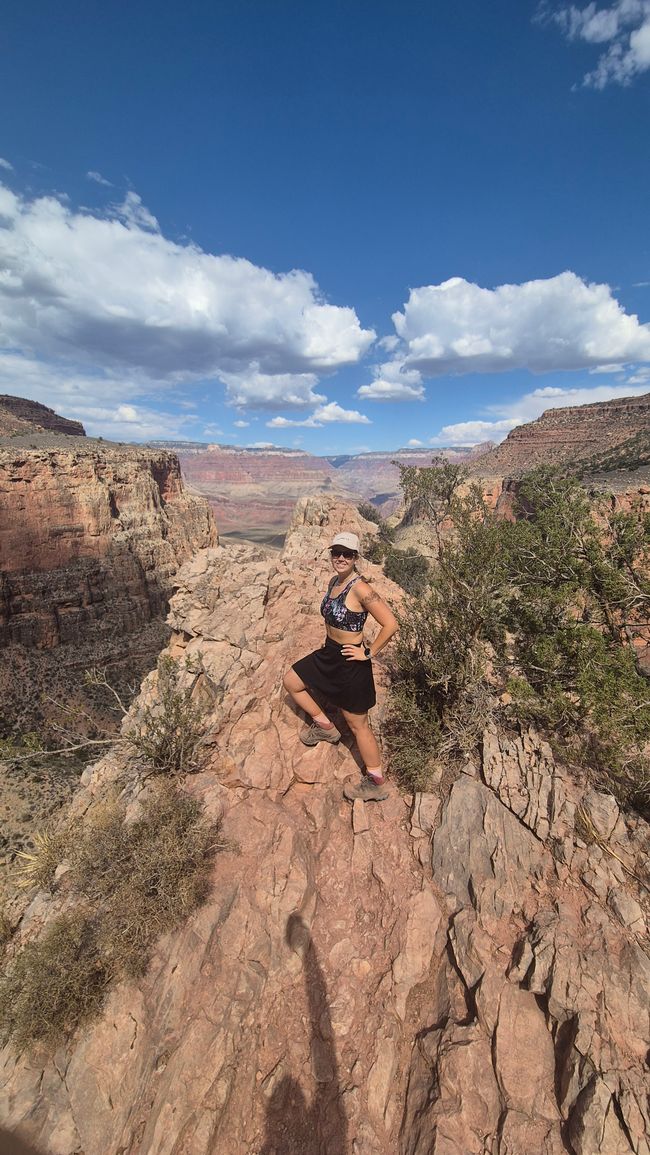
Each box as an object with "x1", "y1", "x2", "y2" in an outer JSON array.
[
  {"x1": 1, "y1": 495, "x2": 647, "y2": 1155},
  {"x1": 473, "y1": 392, "x2": 650, "y2": 476},
  {"x1": 0, "y1": 395, "x2": 86, "y2": 438},
  {"x1": 177, "y1": 443, "x2": 494, "y2": 533},
  {"x1": 177, "y1": 446, "x2": 346, "y2": 533},
  {"x1": 0, "y1": 443, "x2": 216, "y2": 738}
]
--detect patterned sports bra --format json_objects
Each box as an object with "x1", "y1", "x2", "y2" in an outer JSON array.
[{"x1": 321, "y1": 575, "x2": 368, "y2": 632}]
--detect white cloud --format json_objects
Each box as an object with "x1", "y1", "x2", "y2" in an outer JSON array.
[
  {"x1": 0, "y1": 351, "x2": 198, "y2": 441},
  {"x1": 233, "y1": 419, "x2": 250, "y2": 427},
  {"x1": 546, "y1": 0, "x2": 650, "y2": 86},
  {"x1": 217, "y1": 369, "x2": 326, "y2": 409},
  {"x1": 589, "y1": 362, "x2": 626, "y2": 373},
  {"x1": 357, "y1": 359, "x2": 425, "y2": 401},
  {"x1": 388, "y1": 273, "x2": 650, "y2": 378},
  {"x1": 0, "y1": 158, "x2": 13, "y2": 172},
  {"x1": 115, "y1": 404, "x2": 139, "y2": 422},
  {"x1": 430, "y1": 380, "x2": 650, "y2": 445},
  {"x1": 86, "y1": 170, "x2": 113, "y2": 187},
  {"x1": 407, "y1": 438, "x2": 425, "y2": 446},
  {"x1": 0, "y1": 182, "x2": 375, "y2": 418},
  {"x1": 267, "y1": 401, "x2": 371, "y2": 428},
  {"x1": 113, "y1": 190, "x2": 160, "y2": 232},
  {"x1": 247, "y1": 441, "x2": 276, "y2": 448},
  {"x1": 430, "y1": 419, "x2": 520, "y2": 446}
]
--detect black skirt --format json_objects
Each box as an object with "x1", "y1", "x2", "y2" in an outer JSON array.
[{"x1": 292, "y1": 637, "x2": 376, "y2": 714}]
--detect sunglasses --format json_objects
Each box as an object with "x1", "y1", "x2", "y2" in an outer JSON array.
[{"x1": 330, "y1": 547, "x2": 356, "y2": 560}]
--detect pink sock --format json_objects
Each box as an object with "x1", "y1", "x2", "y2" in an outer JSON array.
[
  {"x1": 314, "y1": 713, "x2": 332, "y2": 728},
  {"x1": 367, "y1": 767, "x2": 384, "y2": 783}
]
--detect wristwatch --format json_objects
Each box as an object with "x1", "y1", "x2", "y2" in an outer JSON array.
[{"x1": 363, "y1": 646, "x2": 371, "y2": 659}]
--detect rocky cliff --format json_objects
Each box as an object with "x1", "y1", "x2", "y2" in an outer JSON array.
[
  {"x1": 473, "y1": 393, "x2": 650, "y2": 477},
  {"x1": 0, "y1": 396, "x2": 86, "y2": 438},
  {"x1": 1, "y1": 496, "x2": 648, "y2": 1155},
  {"x1": 0, "y1": 439, "x2": 216, "y2": 741}
]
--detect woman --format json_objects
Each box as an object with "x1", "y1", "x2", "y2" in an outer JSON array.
[{"x1": 283, "y1": 531, "x2": 398, "y2": 802}]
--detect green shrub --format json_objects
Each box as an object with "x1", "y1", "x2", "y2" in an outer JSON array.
[
  {"x1": 69, "y1": 786, "x2": 220, "y2": 978},
  {"x1": 383, "y1": 547, "x2": 430, "y2": 596},
  {"x1": 385, "y1": 462, "x2": 650, "y2": 812},
  {"x1": 357, "y1": 501, "x2": 382, "y2": 525},
  {"x1": 126, "y1": 656, "x2": 207, "y2": 776}
]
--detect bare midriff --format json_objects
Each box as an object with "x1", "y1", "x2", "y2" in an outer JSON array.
[{"x1": 326, "y1": 624, "x2": 363, "y2": 644}]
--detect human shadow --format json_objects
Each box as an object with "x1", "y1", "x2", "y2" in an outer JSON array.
[
  {"x1": 260, "y1": 913, "x2": 349, "y2": 1155},
  {"x1": 0, "y1": 1128, "x2": 47, "y2": 1155}
]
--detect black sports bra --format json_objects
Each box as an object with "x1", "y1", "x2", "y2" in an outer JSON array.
[{"x1": 320, "y1": 576, "x2": 368, "y2": 632}]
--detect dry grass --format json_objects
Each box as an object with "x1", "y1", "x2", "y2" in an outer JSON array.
[
  {"x1": 0, "y1": 784, "x2": 224, "y2": 1049},
  {"x1": 125, "y1": 656, "x2": 207, "y2": 777},
  {"x1": 70, "y1": 786, "x2": 222, "y2": 978},
  {"x1": 0, "y1": 911, "x2": 109, "y2": 1048},
  {"x1": 15, "y1": 826, "x2": 70, "y2": 891}
]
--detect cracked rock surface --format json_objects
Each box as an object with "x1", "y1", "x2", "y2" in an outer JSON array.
[{"x1": 1, "y1": 495, "x2": 649, "y2": 1155}]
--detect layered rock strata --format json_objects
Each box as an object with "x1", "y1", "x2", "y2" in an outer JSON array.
[
  {"x1": 0, "y1": 439, "x2": 216, "y2": 769},
  {"x1": 175, "y1": 444, "x2": 494, "y2": 535},
  {"x1": 0, "y1": 396, "x2": 86, "y2": 438},
  {"x1": 473, "y1": 392, "x2": 650, "y2": 477},
  {"x1": 1, "y1": 496, "x2": 648, "y2": 1155}
]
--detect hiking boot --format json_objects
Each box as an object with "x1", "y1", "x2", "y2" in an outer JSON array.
[
  {"x1": 343, "y1": 776, "x2": 389, "y2": 802},
  {"x1": 300, "y1": 721, "x2": 341, "y2": 746}
]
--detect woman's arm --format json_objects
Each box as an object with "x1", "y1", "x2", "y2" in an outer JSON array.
[{"x1": 357, "y1": 583, "x2": 398, "y2": 658}]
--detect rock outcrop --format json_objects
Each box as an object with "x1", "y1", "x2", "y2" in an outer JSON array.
[
  {"x1": 1, "y1": 496, "x2": 648, "y2": 1155},
  {"x1": 0, "y1": 396, "x2": 85, "y2": 438},
  {"x1": 473, "y1": 393, "x2": 650, "y2": 477},
  {"x1": 0, "y1": 436, "x2": 215, "y2": 725}
]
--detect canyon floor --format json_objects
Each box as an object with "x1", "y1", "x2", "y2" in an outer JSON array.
[{"x1": 1, "y1": 496, "x2": 649, "y2": 1155}]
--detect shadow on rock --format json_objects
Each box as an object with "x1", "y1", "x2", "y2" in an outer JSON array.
[
  {"x1": 0, "y1": 1129, "x2": 47, "y2": 1155},
  {"x1": 260, "y1": 913, "x2": 349, "y2": 1155}
]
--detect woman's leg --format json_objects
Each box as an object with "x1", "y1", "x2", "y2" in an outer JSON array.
[
  {"x1": 283, "y1": 668, "x2": 334, "y2": 727},
  {"x1": 340, "y1": 709, "x2": 383, "y2": 779}
]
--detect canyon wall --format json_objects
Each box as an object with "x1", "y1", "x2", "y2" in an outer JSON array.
[
  {"x1": 175, "y1": 443, "x2": 494, "y2": 535},
  {"x1": 1, "y1": 495, "x2": 647, "y2": 1155},
  {"x1": 473, "y1": 392, "x2": 650, "y2": 477},
  {"x1": 176, "y1": 446, "x2": 347, "y2": 535},
  {"x1": 0, "y1": 441, "x2": 216, "y2": 737}
]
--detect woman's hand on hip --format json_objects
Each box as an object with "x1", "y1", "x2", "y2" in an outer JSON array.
[{"x1": 342, "y1": 644, "x2": 370, "y2": 661}]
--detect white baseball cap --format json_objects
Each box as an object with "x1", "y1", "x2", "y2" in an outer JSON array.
[{"x1": 329, "y1": 532, "x2": 360, "y2": 553}]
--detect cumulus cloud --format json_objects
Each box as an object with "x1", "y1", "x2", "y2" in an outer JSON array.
[
  {"x1": 357, "y1": 358, "x2": 425, "y2": 401},
  {"x1": 429, "y1": 380, "x2": 650, "y2": 445},
  {"x1": 267, "y1": 401, "x2": 371, "y2": 428},
  {"x1": 407, "y1": 438, "x2": 425, "y2": 446},
  {"x1": 0, "y1": 182, "x2": 375, "y2": 417},
  {"x1": 544, "y1": 0, "x2": 650, "y2": 86},
  {"x1": 430, "y1": 419, "x2": 520, "y2": 446},
  {"x1": 233, "y1": 419, "x2": 250, "y2": 427},
  {"x1": 389, "y1": 273, "x2": 650, "y2": 377},
  {"x1": 0, "y1": 351, "x2": 198, "y2": 441}
]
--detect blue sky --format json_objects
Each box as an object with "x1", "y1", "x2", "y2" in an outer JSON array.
[{"x1": 1, "y1": 0, "x2": 649, "y2": 451}]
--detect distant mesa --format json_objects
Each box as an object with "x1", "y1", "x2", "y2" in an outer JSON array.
[
  {"x1": 473, "y1": 392, "x2": 650, "y2": 478},
  {"x1": 0, "y1": 394, "x2": 86, "y2": 438}
]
